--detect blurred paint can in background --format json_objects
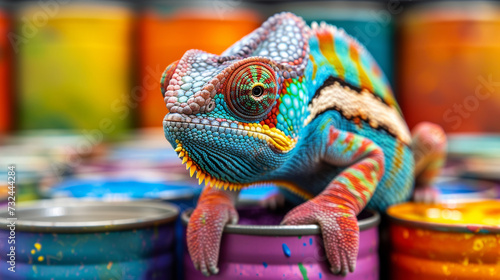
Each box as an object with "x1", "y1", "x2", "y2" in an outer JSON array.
[
  {"x1": 445, "y1": 134, "x2": 500, "y2": 183},
  {"x1": 15, "y1": 1, "x2": 133, "y2": 137},
  {"x1": 388, "y1": 201, "x2": 500, "y2": 280},
  {"x1": 398, "y1": 1, "x2": 500, "y2": 133},
  {"x1": 43, "y1": 178, "x2": 198, "y2": 208},
  {"x1": 431, "y1": 177, "x2": 499, "y2": 203},
  {"x1": 137, "y1": 1, "x2": 262, "y2": 127},
  {"x1": 0, "y1": 153, "x2": 51, "y2": 202},
  {"x1": 182, "y1": 208, "x2": 380, "y2": 280},
  {"x1": 0, "y1": 200, "x2": 179, "y2": 279},
  {"x1": 0, "y1": 3, "x2": 10, "y2": 134},
  {"x1": 282, "y1": 0, "x2": 396, "y2": 85}
]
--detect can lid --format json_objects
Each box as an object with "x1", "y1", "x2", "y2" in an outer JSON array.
[
  {"x1": 182, "y1": 208, "x2": 379, "y2": 236},
  {"x1": 388, "y1": 200, "x2": 500, "y2": 234},
  {"x1": 0, "y1": 200, "x2": 179, "y2": 233}
]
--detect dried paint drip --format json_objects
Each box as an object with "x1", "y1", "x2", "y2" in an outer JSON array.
[{"x1": 282, "y1": 243, "x2": 291, "y2": 257}]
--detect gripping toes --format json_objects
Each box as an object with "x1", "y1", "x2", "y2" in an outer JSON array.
[
  {"x1": 281, "y1": 200, "x2": 359, "y2": 275},
  {"x1": 187, "y1": 201, "x2": 238, "y2": 276}
]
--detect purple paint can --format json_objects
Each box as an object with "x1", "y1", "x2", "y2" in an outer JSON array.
[{"x1": 182, "y1": 208, "x2": 380, "y2": 280}]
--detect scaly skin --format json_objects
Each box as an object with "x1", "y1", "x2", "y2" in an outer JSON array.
[{"x1": 161, "y1": 12, "x2": 446, "y2": 276}]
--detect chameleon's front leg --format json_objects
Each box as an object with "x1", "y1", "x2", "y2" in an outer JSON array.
[
  {"x1": 282, "y1": 126, "x2": 385, "y2": 275},
  {"x1": 187, "y1": 186, "x2": 239, "y2": 276}
]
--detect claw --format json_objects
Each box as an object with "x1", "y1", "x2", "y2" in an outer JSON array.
[
  {"x1": 282, "y1": 199, "x2": 359, "y2": 276},
  {"x1": 209, "y1": 265, "x2": 219, "y2": 275},
  {"x1": 187, "y1": 189, "x2": 239, "y2": 277}
]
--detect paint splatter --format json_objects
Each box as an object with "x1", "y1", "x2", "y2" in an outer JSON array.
[
  {"x1": 298, "y1": 263, "x2": 309, "y2": 280},
  {"x1": 309, "y1": 238, "x2": 313, "y2": 245},
  {"x1": 37, "y1": 256, "x2": 44, "y2": 262},
  {"x1": 319, "y1": 272, "x2": 322, "y2": 279},
  {"x1": 303, "y1": 243, "x2": 307, "y2": 246},
  {"x1": 34, "y1": 243, "x2": 42, "y2": 251},
  {"x1": 263, "y1": 262, "x2": 268, "y2": 268},
  {"x1": 282, "y1": 243, "x2": 291, "y2": 257}
]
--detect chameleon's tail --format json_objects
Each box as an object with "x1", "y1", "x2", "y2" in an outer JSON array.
[{"x1": 411, "y1": 122, "x2": 447, "y2": 186}]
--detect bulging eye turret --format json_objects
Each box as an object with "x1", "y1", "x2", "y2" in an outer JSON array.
[{"x1": 225, "y1": 62, "x2": 278, "y2": 121}]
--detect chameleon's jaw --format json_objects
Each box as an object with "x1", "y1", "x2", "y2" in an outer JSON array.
[
  {"x1": 173, "y1": 140, "x2": 313, "y2": 199},
  {"x1": 163, "y1": 113, "x2": 297, "y2": 153},
  {"x1": 173, "y1": 142, "x2": 249, "y2": 191}
]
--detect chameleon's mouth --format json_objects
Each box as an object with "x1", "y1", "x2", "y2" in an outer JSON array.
[{"x1": 163, "y1": 113, "x2": 296, "y2": 153}]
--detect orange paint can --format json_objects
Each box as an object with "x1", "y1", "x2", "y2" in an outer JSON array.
[
  {"x1": 138, "y1": 2, "x2": 262, "y2": 127},
  {"x1": 398, "y1": 2, "x2": 500, "y2": 133},
  {"x1": 388, "y1": 201, "x2": 500, "y2": 280}
]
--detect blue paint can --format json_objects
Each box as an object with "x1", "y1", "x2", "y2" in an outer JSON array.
[
  {"x1": 42, "y1": 178, "x2": 200, "y2": 280},
  {"x1": 0, "y1": 200, "x2": 178, "y2": 279}
]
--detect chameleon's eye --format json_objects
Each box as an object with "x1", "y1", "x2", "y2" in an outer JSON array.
[
  {"x1": 226, "y1": 62, "x2": 278, "y2": 120},
  {"x1": 161, "y1": 60, "x2": 179, "y2": 97},
  {"x1": 251, "y1": 84, "x2": 265, "y2": 97}
]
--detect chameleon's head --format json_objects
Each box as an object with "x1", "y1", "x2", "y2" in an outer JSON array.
[{"x1": 162, "y1": 12, "x2": 310, "y2": 189}]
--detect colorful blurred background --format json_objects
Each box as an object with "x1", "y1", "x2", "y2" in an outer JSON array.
[{"x1": 0, "y1": 0, "x2": 499, "y2": 279}]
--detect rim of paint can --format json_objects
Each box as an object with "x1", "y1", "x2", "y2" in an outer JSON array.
[
  {"x1": 181, "y1": 208, "x2": 379, "y2": 236},
  {"x1": 0, "y1": 200, "x2": 179, "y2": 233},
  {"x1": 387, "y1": 201, "x2": 500, "y2": 234}
]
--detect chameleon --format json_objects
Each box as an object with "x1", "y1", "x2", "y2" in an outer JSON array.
[{"x1": 161, "y1": 12, "x2": 446, "y2": 276}]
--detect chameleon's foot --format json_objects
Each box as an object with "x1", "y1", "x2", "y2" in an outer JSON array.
[
  {"x1": 413, "y1": 184, "x2": 440, "y2": 203},
  {"x1": 187, "y1": 193, "x2": 238, "y2": 277},
  {"x1": 281, "y1": 199, "x2": 358, "y2": 275}
]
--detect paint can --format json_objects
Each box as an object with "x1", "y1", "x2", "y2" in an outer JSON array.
[
  {"x1": 83, "y1": 129, "x2": 194, "y2": 182},
  {"x1": 432, "y1": 177, "x2": 499, "y2": 202},
  {"x1": 0, "y1": 153, "x2": 51, "y2": 202},
  {"x1": 446, "y1": 134, "x2": 500, "y2": 182},
  {"x1": 43, "y1": 178, "x2": 198, "y2": 205},
  {"x1": 398, "y1": 1, "x2": 500, "y2": 133},
  {"x1": 15, "y1": 1, "x2": 133, "y2": 136},
  {"x1": 0, "y1": 200, "x2": 179, "y2": 279},
  {"x1": 42, "y1": 177, "x2": 199, "y2": 280},
  {"x1": 71, "y1": 159, "x2": 190, "y2": 183},
  {"x1": 388, "y1": 200, "x2": 500, "y2": 279},
  {"x1": 137, "y1": 1, "x2": 262, "y2": 127},
  {"x1": 182, "y1": 208, "x2": 380, "y2": 280}
]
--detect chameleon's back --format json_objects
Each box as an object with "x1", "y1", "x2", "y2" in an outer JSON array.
[{"x1": 304, "y1": 22, "x2": 415, "y2": 211}]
